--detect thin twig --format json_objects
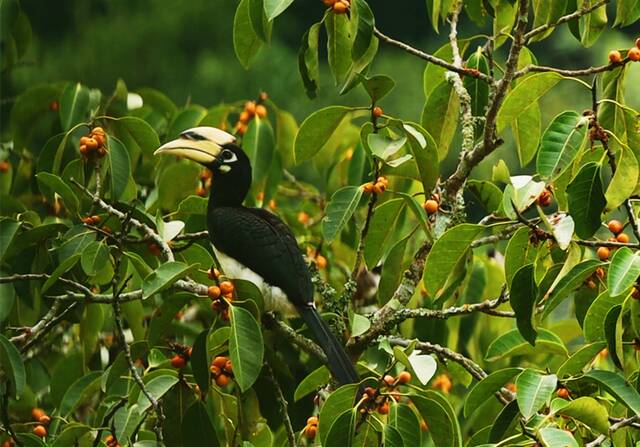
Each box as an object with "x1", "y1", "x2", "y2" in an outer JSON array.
[
  {"x1": 263, "y1": 362, "x2": 297, "y2": 447},
  {"x1": 20, "y1": 302, "x2": 78, "y2": 354},
  {"x1": 514, "y1": 61, "x2": 628, "y2": 79},
  {"x1": 524, "y1": 0, "x2": 609, "y2": 41},
  {"x1": 586, "y1": 415, "x2": 640, "y2": 447}
]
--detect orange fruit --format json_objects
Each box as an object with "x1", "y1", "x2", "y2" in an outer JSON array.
[
  {"x1": 423, "y1": 199, "x2": 439, "y2": 215},
  {"x1": 362, "y1": 183, "x2": 374, "y2": 193},
  {"x1": 597, "y1": 246, "x2": 610, "y2": 261},
  {"x1": 556, "y1": 387, "x2": 570, "y2": 399},
  {"x1": 224, "y1": 359, "x2": 233, "y2": 373},
  {"x1": 297, "y1": 211, "x2": 310, "y2": 225},
  {"x1": 628, "y1": 47, "x2": 640, "y2": 62},
  {"x1": 239, "y1": 111, "x2": 250, "y2": 123},
  {"x1": 259, "y1": 92, "x2": 269, "y2": 101},
  {"x1": 304, "y1": 425, "x2": 318, "y2": 439},
  {"x1": 33, "y1": 425, "x2": 47, "y2": 438},
  {"x1": 383, "y1": 375, "x2": 395, "y2": 387},
  {"x1": 616, "y1": 233, "x2": 630, "y2": 243},
  {"x1": 307, "y1": 416, "x2": 319, "y2": 426},
  {"x1": 609, "y1": 50, "x2": 622, "y2": 63},
  {"x1": 220, "y1": 281, "x2": 234, "y2": 294},
  {"x1": 171, "y1": 355, "x2": 186, "y2": 368},
  {"x1": 372, "y1": 106, "x2": 383, "y2": 118},
  {"x1": 208, "y1": 268, "x2": 221, "y2": 280},
  {"x1": 397, "y1": 371, "x2": 412, "y2": 384},
  {"x1": 372, "y1": 183, "x2": 384, "y2": 194},
  {"x1": 31, "y1": 408, "x2": 46, "y2": 421},
  {"x1": 215, "y1": 374, "x2": 230, "y2": 387},
  {"x1": 595, "y1": 267, "x2": 605, "y2": 280},
  {"x1": 208, "y1": 285, "x2": 221, "y2": 299},
  {"x1": 196, "y1": 186, "x2": 206, "y2": 197},
  {"x1": 213, "y1": 356, "x2": 228, "y2": 368},
  {"x1": 210, "y1": 364, "x2": 221, "y2": 375},
  {"x1": 244, "y1": 101, "x2": 257, "y2": 115},
  {"x1": 315, "y1": 255, "x2": 327, "y2": 269},
  {"x1": 38, "y1": 415, "x2": 51, "y2": 425},
  {"x1": 0, "y1": 161, "x2": 8, "y2": 173},
  {"x1": 636, "y1": 37, "x2": 640, "y2": 49},
  {"x1": 332, "y1": 1, "x2": 348, "y2": 13},
  {"x1": 377, "y1": 401, "x2": 390, "y2": 414},
  {"x1": 608, "y1": 219, "x2": 623, "y2": 234},
  {"x1": 255, "y1": 104, "x2": 268, "y2": 118}
]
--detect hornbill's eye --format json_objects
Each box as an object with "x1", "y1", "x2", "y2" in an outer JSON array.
[{"x1": 220, "y1": 149, "x2": 237, "y2": 162}]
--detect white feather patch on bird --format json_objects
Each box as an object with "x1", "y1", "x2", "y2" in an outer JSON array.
[{"x1": 212, "y1": 246, "x2": 298, "y2": 316}]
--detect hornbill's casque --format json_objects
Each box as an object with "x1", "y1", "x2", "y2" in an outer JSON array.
[{"x1": 154, "y1": 126, "x2": 359, "y2": 385}]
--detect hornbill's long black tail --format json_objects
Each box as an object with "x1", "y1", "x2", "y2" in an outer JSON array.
[{"x1": 299, "y1": 305, "x2": 360, "y2": 385}]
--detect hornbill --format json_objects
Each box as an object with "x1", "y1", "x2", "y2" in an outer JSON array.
[{"x1": 154, "y1": 126, "x2": 359, "y2": 385}]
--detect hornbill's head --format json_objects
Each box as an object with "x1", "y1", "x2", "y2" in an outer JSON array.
[{"x1": 154, "y1": 126, "x2": 247, "y2": 175}]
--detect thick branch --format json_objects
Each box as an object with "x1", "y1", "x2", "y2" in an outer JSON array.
[
  {"x1": 586, "y1": 415, "x2": 640, "y2": 447},
  {"x1": 264, "y1": 313, "x2": 328, "y2": 363},
  {"x1": 373, "y1": 28, "x2": 492, "y2": 84},
  {"x1": 514, "y1": 61, "x2": 627, "y2": 79}
]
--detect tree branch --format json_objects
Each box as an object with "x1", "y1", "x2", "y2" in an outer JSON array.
[
  {"x1": 263, "y1": 312, "x2": 328, "y2": 364},
  {"x1": 586, "y1": 415, "x2": 640, "y2": 447},
  {"x1": 523, "y1": 0, "x2": 609, "y2": 41},
  {"x1": 263, "y1": 362, "x2": 298, "y2": 447},
  {"x1": 514, "y1": 61, "x2": 628, "y2": 79}
]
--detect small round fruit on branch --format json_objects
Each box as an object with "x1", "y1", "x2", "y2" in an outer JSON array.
[
  {"x1": 607, "y1": 219, "x2": 623, "y2": 234},
  {"x1": 608, "y1": 50, "x2": 622, "y2": 63}
]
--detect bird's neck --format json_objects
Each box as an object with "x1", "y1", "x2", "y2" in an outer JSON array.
[{"x1": 208, "y1": 167, "x2": 252, "y2": 208}]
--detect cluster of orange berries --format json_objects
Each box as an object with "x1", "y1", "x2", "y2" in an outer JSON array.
[
  {"x1": 323, "y1": 0, "x2": 350, "y2": 13},
  {"x1": 81, "y1": 214, "x2": 102, "y2": 226},
  {"x1": 432, "y1": 373, "x2": 453, "y2": 394},
  {"x1": 306, "y1": 247, "x2": 327, "y2": 269},
  {"x1": 170, "y1": 345, "x2": 193, "y2": 369},
  {"x1": 363, "y1": 176, "x2": 389, "y2": 195},
  {"x1": 235, "y1": 93, "x2": 268, "y2": 135},
  {"x1": 536, "y1": 188, "x2": 553, "y2": 207},
  {"x1": 0, "y1": 160, "x2": 9, "y2": 173},
  {"x1": 210, "y1": 355, "x2": 234, "y2": 387},
  {"x1": 256, "y1": 191, "x2": 277, "y2": 210},
  {"x1": 79, "y1": 127, "x2": 107, "y2": 159},
  {"x1": 359, "y1": 371, "x2": 412, "y2": 416},
  {"x1": 208, "y1": 268, "x2": 235, "y2": 321},
  {"x1": 196, "y1": 169, "x2": 212, "y2": 197},
  {"x1": 608, "y1": 38, "x2": 640, "y2": 63},
  {"x1": 423, "y1": 194, "x2": 440, "y2": 215},
  {"x1": 104, "y1": 434, "x2": 122, "y2": 447},
  {"x1": 302, "y1": 416, "x2": 319, "y2": 439},
  {"x1": 585, "y1": 266, "x2": 605, "y2": 290},
  {"x1": 31, "y1": 407, "x2": 51, "y2": 438},
  {"x1": 596, "y1": 219, "x2": 629, "y2": 261}
]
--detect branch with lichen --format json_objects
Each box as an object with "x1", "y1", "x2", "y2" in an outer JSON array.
[
  {"x1": 586, "y1": 415, "x2": 640, "y2": 447},
  {"x1": 523, "y1": 0, "x2": 609, "y2": 41},
  {"x1": 264, "y1": 312, "x2": 328, "y2": 364}
]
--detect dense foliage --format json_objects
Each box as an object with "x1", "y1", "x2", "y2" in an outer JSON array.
[{"x1": 1, "y1": 0, "x2": 640, "y2": 446}]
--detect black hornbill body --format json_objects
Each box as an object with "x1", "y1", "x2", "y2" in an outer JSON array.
[{"x1": 155, "y1": 126, "x2": 359, "y2": 385}]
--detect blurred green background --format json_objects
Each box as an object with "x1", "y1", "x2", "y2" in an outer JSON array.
[{"x1": 2, "y1": 0, "x2": 640, "y2": 176}]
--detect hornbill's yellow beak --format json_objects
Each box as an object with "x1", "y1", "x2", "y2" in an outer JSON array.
[{"x1": 153, "y1": 126, "x2": 236, "y2": 164}]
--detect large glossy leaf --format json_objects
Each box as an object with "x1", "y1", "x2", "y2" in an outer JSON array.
[
  {"x1": 537, "y1": 111, "x2": 587, "y2": 179},
  {"x1": 0, "y1": 334, "x2": 25, "y2": 398},
  {"x1": 538, "y1": 427, "x2": 578, "y2": 447},
  {"x1": 541, "y1": 259, "x2": 602, "y2": 319},
  {"x1": 423, "y1": 224, "x2": 483, "y2": 297},
  {"x1": 389, "y1": 403, "x2": 421, "y2": 447},
  {"x1": 108, "y1": 136, "x2": 132, "y2": 201},
  {"x1": 325, "y1": 409, "x2": 357, "y2": 446},
  {"x1": 142, "y1": 262, "x2": 195, "y2": 299},
  {"x1": 578, "y1": 0, "x2": 607, "y2": 47},
  {"x1": 36, "y1": 172, "x2": 79, "y2": 216},
  {"x1": 607, "y1": 247, "x2": 640, "y2": 297},
  {"x1": 463, "y1": 47, "x2": 489, "y2": 117},
  {"x1": 325, "y1": 12, "x2": 351, "y2": 85},
  {"x1": 604, "y1": 304, "x2": 623, "y2": 369},
  {"x1": 464, "y1": 367, "x2": 522, "y2": 417},
  {"x1": 243, "y1": 117, "x2": 274, "y2": 184},
  {"x1": 229, "y1": 306, "x2": 264, "y2": 392},
  {"x1": 556, "y1": 396, "x2": 609, "y2": 434},
  {"x1": 294, "y1": 106, "x2": 352, "y2": 163},
  {"x1": 364, "y1": 198, "x2": 405, "y2": 268},
  {"x1": 467, "y1": 180, "x2": 502, "y2": 213},
  {"x1": 531, "y1": 0, "x2": 568, "y2": 41},
  {"x1": 137, "y1": 374, "x2": 179, "y2": 411},
  {"x1": 566, "y1": 162, "x2": 605, "y2": 238},
  {"x1": 515, "y1": 369, "x2": 557, "y2": 420},
  {"x1": 510, "y1": 264, "x2": 538, "y2": 345},
  {"x1": 59, "y1": 82, "x2": 90, "y2": 131},
  {"x1": 182, "y1": 400, "x2": 218, "y2": 446},
  {"x1": 583, "y1": 369, "x2": 640, "y2": 414},
  {"x1": 248, "y1": 0, "x2": 272, "y2": 43},
  {"x1": 420, "y1": 81, "x2": 459, "y2": 161},
  {"x1": 110, "y1": 116, "x2": 160, "y2": 161},
  {"x1": 605, "y1": 147, "x2": 639, "y2": 210},
  {"x1": 513, "y1": 102, "x2": 541, "y2": 167},
  {"x1": 583, "y1": 291, "x2": 623, "y2": 342},
  {"x1": 412, "y1": 391, "x2": 461, "y2": 447},
  {"x1": 264, "y1": 0, "x2": 294, "y2": 19},
  {"x1": 556, "y1": 342, "x2": 606, "y2": 378},
  {"x1": 318, "y1": 384, "x2": 359, "y2": 445},
  {"x1": 80, "y1": 240, "x2": 109, "y2": 276},
  {"x1": 504, "y1": 227, "x2": 536, "y2": 289},
  {"x1": 497, "y1": 73, "x2": 563, "y2": 132},
  {"x1": 322, "y1": 186, "x2": 363, "y2": 243},
  {"x1": 59, "y1": 371, "x2": 102, "y2": 416},
  {"x1": 351, "y1": 0, "x2": 374, "y2": 61},
  {"x1": 298, "y1": 22, "x2": 321, "y2": 99},
  {"x1": 191, "y1": 329, "x2": 211, "y2": 397},
  {"x1": 113, "y1": 405, "x2": 142, "y2": 442},
  {"x1": 485, "y1": 328, "x2": 568, "y2": 361},
  {"x1": 489, "y1": 400, "x2": 519, "y2": 443},
  {"x1": 233, "y1": 0, "x2": 263, "y2": 68},
  {"x1": 294, "y1": 366, "x2": 330, "y2": 401}
]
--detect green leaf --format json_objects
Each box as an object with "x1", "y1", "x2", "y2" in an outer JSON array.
[
  {"x1": 614, "y1": 0, "x2": 640, "y2": 26},
  {"x1": 423, "y1": 224, "x2": 483, "y2": 297},
  {"x1": 542, "y1": 259, "x2": 602, "y2": 319},
  {"x1": 192, "y1": 329, "x2": 211, "y2": 397},
  {"x1": 464, "y1": 368, "x2": 522, "y2": 417},
  {"x1": 167, "y1": 105, "x2": 207, "y2": 140},
  {"x1": 510, "y1": 264, "x2": 538, "y2": 346},
  {"x1": 325, "y1": 409, "x2": 357, "y2": 446},
  {"x1": 467, "y1": 180, "x2": 502, "y2": 214},
  {"x1": 364, "y1": 198, "x2": 405, "y2": 268},
  {"x1": 378, "y1": 235, "x2": 411, "y2": 305},
  {"x1": 248, "y1": 0, "x2": 272, "y2": 43},
  {"x1": 515, "y1": 369, "x2": 557, "y2": 420},
  {"x1": 294, "y1": 106, "x2": 353, "y2": 163},
  {"x1": 607, "y1": 247, "x2": 640, "y2": 297},
  {"x1": 107, "y1": 136, "x2": 132, "y2": 202},
  {"x1": 51, "y1": 423, "x2": 92, "y2": 447},
  {"x1": 229, "y1": 306, "x2": 264, "y2": 392},
  {"x1": 537, "y1": 111, "x2": 588, "y2": 180},
  {"x1": 322, "y1": 186, "x2": 364, "y2": 243},
  {"x1": 496, "y1": 73, "x2": 563, "y2": 132},
  {"x1": 264, "y1": 0, "x2": 294, "y2": 19},
  {"x1": 35, "y1": 172, "x2": 79, "y2": 216},
  {"x1": 318, "y1": 384, "x2": 359, "y2": 446},
  {"x1": 566, "y1": 162, "x2": 605, "y2": 238},
  {"x1": 485, "y1": 328, "x2": 568, "y2": 361},
  {"x1": 137, "y1": 87, "x2": 177, "y2": 118},
  {"x1": 504, "y1": 227, "x2": 536, "y2": 289},
  {"x1": 233, "y1": 0, "x2": 263, "y2": 68},
  {"x1": 606, "y1": 147, "x2": 639, "y2": 210},
  {"x1": 583, "y1": 291, "x2": 623, "y2": 342},
  {"x1": 80, "y1": 241, "x2": 109, "y2": 276},
  {"x1": 530, "y1": 0, "x2": 568, "y2": 41},
  {"x1": 325, "y1": 12, "x2": 351, "y2": 85},
  {"x1": 383, "y1": 425, "x2": 404, "y2": 447},
  {"x1": 463, "y1": 46, "x2": 489, "y2": 116},
  {"x1": 110, "y1": 116, "x2": 160, "y2": 161},
  {"x1": 556, "y1": 342, "x2": 606, "y2": 378},
  {"x1": 603, "y1": 304, "x2": 622, "y2": 369},
  {"x1": 538, "y1": 427, "x2": 578, "y2": 447},
  {"x1": 583, "y1": 369, "x2": 640, "y2": 414},
  {"x1": 182, "y1": 400, "x2": 218, "y2": 446},
  {"x1": 298, "y1": 22, "x2": 321, "y2": 99},
  {"x1": 10, "y1": 83, "x2": 63, "y2": 152},
  {"x1": 0, "y1": 334, "x2": 25, "y2": 399},
  {"x1": 513, "y1": 103, "x2": 541, "y2": 167},
  {"x1": 294, "y1": 366, "x2": 330, "y2": 401},
  {"x1": 549, "y1": 214, "x2": 575, "y2": 251},
  {"x1": 578, "y1": 0, "x2": 607, "y2": 47},
  {"x1": 489, "y1": 400, "x2": 519, "y2": 443},
  {"x1": 351, "y1": 0, "x2": 374, "y2": 62},
  {"x1": 403, "y1": 123, "x2": 439, "y2": 194},
  {"x1": 137, "y1": 374, "x2": 179, "y2": 411},
  {"x1": 362, "y1": 74, "x2": 395, "y2": 103},
  {"x1": 113, "y1": 405, "x2": 142, "y2": 442},
  {"x1": 59, "y1": 82, "x2": 90, "y2": 131},
  {"x1": 244, "y1": 117, "x2": 275, "y2": 183},
  {"x1": 59, "y1": 371, "x2": 102, "y2": 416},
  {"x1": 420, "y1": 81, "x2": 459, "y2": 161},
  {"x1": 42, "y1": 254, "x2": 81, "y2": 293},
  {"x1": 389, "y1": 403, "x2": 421, "y2": 447},
  {"x1": 412, "y1": 392, "x2": 461, "y2": 447},
  {"x1": 368, "y1": 133, "x2": 407, "y2": 161},
  {"x1": 142, "y1": 262, "x2": 195, "y2": 299}
]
